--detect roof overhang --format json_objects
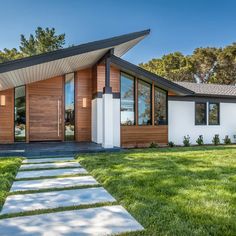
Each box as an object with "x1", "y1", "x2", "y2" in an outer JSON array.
[
  {"x1": 110, "y1": 55, "x2": 194, "y2": 95},
  {"x1": 0, "y1": 29, "x2": 150, "y2": 91}
]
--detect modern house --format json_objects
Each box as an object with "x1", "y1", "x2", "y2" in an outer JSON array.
[{"x1": 0, "y1": 29, "x2": 236, "y2": 148}]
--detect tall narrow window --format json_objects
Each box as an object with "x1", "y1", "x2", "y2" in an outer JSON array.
[
  {"x1": 14, "y1": 86, "x2": 26, "y2": 142},
  {"x1": 138, "y1": 80, "x2": 152, "y2": 125},
  {"x1": 195, "y1": 102, "x2": 207, "y2": 125},
  {"x1": 65, "y1": 73, "x2": 75, "y2": 141},
  {"x1": 209, "y1": 103, "x2": 220, "y2": 125},
  {"x1": 121, "y1": 73, "x2": 135, "y2": 125},
  {"x1": 154, "y1": 87, "x2": 167, "y2": 125}
]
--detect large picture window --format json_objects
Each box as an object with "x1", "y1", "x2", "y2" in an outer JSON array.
[
  {"x1": 14, "y1": 86, "x2": 26, "y2": 142},
  {"x1": 195, "y1": 102, "x2": 207, "y2": 125},
  {"x1": 65, "y1": 73, "x2": 75, "y2": 141},
  {"x1": 138, "y1": 80, "x2": 152, "y2": 125},
  {"x1": 209, "y1": 103, "x2": 220, "y2": 125},
  {"x1": 121, "y1": 73, "x2": 135, "y2": 125},
  {"x1": 154, "y1": 87, "x2": 167, "y2": 125}
]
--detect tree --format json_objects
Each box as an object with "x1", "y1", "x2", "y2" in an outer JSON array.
[
  {"x1": 20, "y1": 27, "x2": 65, "y2": 56},
  {"x1": 0, "y1": 27, "x2": 65, "y2": 63},
  {"x1": 0, "y1": 48, "x2": 22, "y2": 63},
  {"x1": 140, "y1": 52, "x2": 194, "y2": 82},
  {"x1": 214, "y1": 43, "x2": 236, "y2": 85},
  {"x1": 190, "y1": 47, "x2": 219, "y2": 83}
]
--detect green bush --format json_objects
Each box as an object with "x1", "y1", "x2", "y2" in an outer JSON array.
[
  {"x1": 183, "y1": 135, "x2": 191, "y2": 147},
  {"x1": 196, "y1": 135, "x2": 204, "y2": 146},
  {"x1": 212, "y1": 134, "x2": 220, "y2": 145},
  {"x1": 223, "y1": 135, "x2": 231, "y2": 145},
  {"x1": 168, "y1": 141, "x2": 175, "y2": 147},
  {"x1": 149, "y1": 142, "x2": 158, "y2": 148}
]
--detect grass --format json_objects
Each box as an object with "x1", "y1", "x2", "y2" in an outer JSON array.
[
  {"x1": 76, "y1": 146, "x2": 236, "y2": 236},
  {"x1": 0, "y1": 157, "x2": 22, "y2": 211}
]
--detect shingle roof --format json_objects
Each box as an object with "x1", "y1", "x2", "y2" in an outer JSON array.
[{"x1": 175, "y1": 82, "x2": 236, "y2": 97}]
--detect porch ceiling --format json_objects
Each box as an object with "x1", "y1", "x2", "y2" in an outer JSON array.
[{"x1": 0, "y1": 30, "x2": 149, "y2": 91}]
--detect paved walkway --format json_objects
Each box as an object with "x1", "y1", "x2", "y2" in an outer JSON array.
[{"x1": 0, "y1": 155, "x2": 143, "y2": 236}]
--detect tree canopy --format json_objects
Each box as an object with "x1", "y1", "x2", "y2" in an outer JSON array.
[
  {"x1": 140, "y1": 43, "x2": 236, "y2": 85},
  {"x1": 0, "y1": 27, "x2": 65, "y2": 63}
]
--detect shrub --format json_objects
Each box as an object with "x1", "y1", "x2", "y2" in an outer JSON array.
[
  {"x1": 149, "y1": 142, "x2": 158, "y2": 148},
  {"x1": 223, "y1": 135, "x2": 231, "y2": 145},
  {"x1": 168, "y1": 141, "x2": 175, "y2": 147},
  {"x1": 196, "y1": 135, "x2": 204, "y2": 146},
  {"x1": 183, "y1": 135, "x2": 191, "y2": 147},
  {"x1": 212, "y1": 134, "x2": 220, "y2": 145}
]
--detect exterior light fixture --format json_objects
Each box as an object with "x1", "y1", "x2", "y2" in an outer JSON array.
[
  {"x1": 0, "y1": 95, "x2": 6, "y2": 106},
  {"x1": 82, "y1": 98, "x2": 87, "y2": 108}
]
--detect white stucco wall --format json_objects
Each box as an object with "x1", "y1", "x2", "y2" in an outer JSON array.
[
  {"x1": 168, "y1": 100, "x2": 236, "y2": 145},
  {"x1": 91, "y1": 97, "x2": 120, "y2": 147}
]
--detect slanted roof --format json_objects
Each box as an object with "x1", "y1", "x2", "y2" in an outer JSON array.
[
  {"x1": 0, "y1": 29, "x2": 150, "y2": 91},
  {"x1": 110, "y1": 55, "x2": 194, "y2": 95},
  {"x1": 176, "y1": 82, "x2": 236, "y2": 97}
]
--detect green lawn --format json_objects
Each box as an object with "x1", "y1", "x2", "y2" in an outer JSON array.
[
  {"x1": 77, "y1": 146, "x2": 236, "y2": 236},
  {"x1": 0, "y1": 158, "x2": 22, "y2": 210}
]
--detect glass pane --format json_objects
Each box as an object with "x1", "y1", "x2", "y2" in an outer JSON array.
[
  {"x1": 65, "y1": 73, "x2": 75, "y2": 141},
  {"x1": 154, "y1": 87, "x2": 167, "y2": 125},
  {"x1": 209, "y1": 103, "x2": 219, "y2": 125},
  {"x1": 138, "y1": 80, "x2": 151, "y2": 125},
  {"x1": 15, "y1": 86, "x2": 26, "y2": 142},
  {"x1": 195, "y1": 103, "x2": 206, "y2": 125},
  {"x1": 121, "y1": 73, "x2": 135, "y2": 125}
]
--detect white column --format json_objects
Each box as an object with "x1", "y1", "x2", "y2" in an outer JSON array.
[{"x1": 102, "y1": 93, "x2": 113, "y2": 148}]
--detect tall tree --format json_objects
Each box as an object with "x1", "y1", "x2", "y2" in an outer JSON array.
[
  {"x1": 190, "y1": 47, "x2": 219, "y2": 83},
  {"x1": 214, "y1": 43, "x2": 236, "y2": 85},
  {"x1": 140, "y1": 52, "x2": 194, "y2": 82},
  {"x1": 0, "y1": 27, "x2": 65, "y2": 63},
  {"x1": 20, "y1": 27, "x2": 65, "y2": 56}
]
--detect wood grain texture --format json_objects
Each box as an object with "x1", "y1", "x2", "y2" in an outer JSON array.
[
  {"x1": 0, "y1": 89, "x2": 14, "y2": 143},
  {"x1": 94, "y1": 64, "x2": 120, "y2": 93},
  {"x1": 28, "y1": 76, "x2": 63, "y2": 141},
  {"x1": 75, "y1": 68, "x2": 92, "y2": 142},
  {"x1": 121, "y1": 125, "x2": 168, "y2": 148}
]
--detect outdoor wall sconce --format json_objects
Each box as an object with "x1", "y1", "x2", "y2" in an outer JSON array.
[
  {"x1": 0, "y1": 95, "x2": 6, "y2": 106},
  {"x1": 82, "y1": 98, "x2": 87, "y2": 108}
]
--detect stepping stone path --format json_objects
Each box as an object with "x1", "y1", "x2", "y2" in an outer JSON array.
[{"x1": 0, "y1": 155, "x2": 143, "y2": 236}]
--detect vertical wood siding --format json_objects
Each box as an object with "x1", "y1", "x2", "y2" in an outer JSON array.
[{"x1": 0, "y1": 89, "x2": 14, "y2": 143}]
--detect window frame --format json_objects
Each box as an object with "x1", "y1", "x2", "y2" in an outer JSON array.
[
  {"x1": 137, "y1": 79, "x2": 152, "y2": 126},
  {"x1": 208, "y1": 102, "x2": 220, "y2": 126},
  {"x1": 154, "y1": 86, "x2": 168, "y2": 126},
  {"x1": 14, "y1": 85, "x2": 26, "y2": 142},
  {"x1": 120, "y1": 72, "x2": 136, "y2": 126},
  {"x1": 195, "y1": 102, "x2": 207, "y2": 126}
]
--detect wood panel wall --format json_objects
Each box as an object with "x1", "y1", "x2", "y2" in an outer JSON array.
[
  {"x1": 0, "y1": 89, "x2": 14, "y2": 143},
  {"x1": 75, "y1": 68, "x2": 92, "y2": 142},
  {"x1": 121, "y1": 126, "x2": 168, "y2": 148},
  {"x1": 93, "y1": 64, "x2": 120, "y2": 93},
  {"x1": 27, "y1": 76, "x2": 63, "y2": 142}
]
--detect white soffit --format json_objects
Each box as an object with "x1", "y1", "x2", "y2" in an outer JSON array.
[{"x1": 0, "y1": 36, "x2": 145, "y2": 91}]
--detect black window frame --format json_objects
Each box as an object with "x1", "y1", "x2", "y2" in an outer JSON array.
[
  {"x1": 137, "y1": 79, "x2": 152, "y2": 126},
  {"x1": 120, "y1": 72, "x2": 136, "y2": 126},
  {"x1": 195, "y1": 102, "x2": 207, "y2": 126},
  {"x1": 208, "y1": 102, "x2": 220, "y2": 125},
  {"x1": 154, "y1": 86, "x2": 168, "y2": 125}
]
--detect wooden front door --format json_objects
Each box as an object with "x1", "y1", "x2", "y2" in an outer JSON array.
[{"x1": 29, "y1": 95, "x2": 63, "y2": 141}]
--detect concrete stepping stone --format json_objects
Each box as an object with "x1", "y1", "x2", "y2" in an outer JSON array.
[
  {"x1": 23, "y1": 157, "x2": 74, "y2": 164},
  {"x1": 1, "y1": 187, "x2": 116, "y2": 215},
  {"x1": 11, "y1": 176, "x2": 98, "y2": 192},
  {"x1": 20, "y1": 162, "x2": 81, "y2": 170},
  {"x1": 16, "y1": 168, "x2": 87, "y2": 179},
  {"x1": 0, "y1": 205, "x2": 144, "y2": 236}
]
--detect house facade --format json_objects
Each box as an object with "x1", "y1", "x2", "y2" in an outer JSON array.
[{"x1": 0, "y1": 30, "x2": 236, "y2": 147}]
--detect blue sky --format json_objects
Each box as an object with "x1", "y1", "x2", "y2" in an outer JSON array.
[{"x1": 0, "y1": 0, "x2": 236, "y2": 64}]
